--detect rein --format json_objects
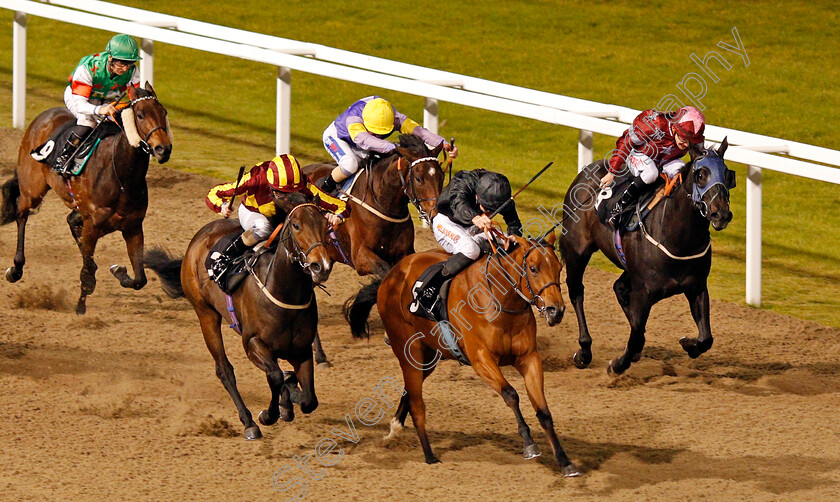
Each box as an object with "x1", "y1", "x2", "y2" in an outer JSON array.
[{"x1": 397, "y1": 156, "x2": 441, "y2": 225}]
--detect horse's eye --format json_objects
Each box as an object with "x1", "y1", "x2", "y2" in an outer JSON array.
[
  {"x1": 530, "y1": 265, "x2": 537, "y2": 274},
  {"x1": 137, "y1": 113, "x2": 145, "y2": 120},
  {"x1": 292, "y1": 223, "x2": 300, "y2": 231},
  {"x1": 414, "y1": 175, "x2": 422, "y2": 183}
]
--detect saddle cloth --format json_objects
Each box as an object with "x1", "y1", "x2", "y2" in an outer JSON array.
[
  {"x1": 31, "y1": 121, "x2": 121, "y2": 176},
  {"x1": 205, "y1": 231, "x2": 274, "y2": 295},
  {"x1": 595, "y1": 177, "x2": 665, "y2": 232}
]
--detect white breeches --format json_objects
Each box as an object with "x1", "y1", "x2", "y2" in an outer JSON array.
[
  {"x1": 628, "y1": 151, "x2": 685, "y2": 183},
  {"x1": 323, "y1": 122, "x2": 363, "y2": 177},
  {"x1": 432, "y1": 214, "x2": 488, "y2": 260},
  {"x1": 238, "y1": 204, "x2": 272, "y2": 240}
]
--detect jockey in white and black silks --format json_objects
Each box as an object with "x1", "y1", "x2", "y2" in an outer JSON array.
[
  {"x1": 416, "y1": 169, "x2": 523, "y2": 308},
  {"x1": 600, "y1": 106, "x2": 706, "y2": 228},
  {"x1": 318, "y1": 96, "x2": 458, "y2": 193},
  {"x1": 205, "y1": 154, "x2": 350, "y2": 279},
  {"x1": 57, "y1": 34, "x2": 142, "y2": 174}
]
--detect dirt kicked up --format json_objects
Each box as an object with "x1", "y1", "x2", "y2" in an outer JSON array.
[{"x1": 1, "y1": 128, "x2": 840, "y2": 500}]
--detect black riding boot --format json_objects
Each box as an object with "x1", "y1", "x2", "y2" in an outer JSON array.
[
  {"x1": 607, "y1": 176, "x2": 648, "y2": 229},
  {"x1": 54, "y1": 125, "x2": 92, "y2": 175},
  {"x1": 417, "y1": 252, "x2": 475, "y2": 312},
  {"x1": 317, "y1": 174, "x2": 339, "y2": 195},
  {"x1": 211, "y1": 235, "x2": 251, "y2": 281}
]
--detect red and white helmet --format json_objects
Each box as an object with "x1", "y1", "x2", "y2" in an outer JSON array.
[{"x1": 673, "y1": 106, "x2": 706, "y2": 144}]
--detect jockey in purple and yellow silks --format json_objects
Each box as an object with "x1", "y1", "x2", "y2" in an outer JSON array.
[
  {"x1": 318, "y1": 96, "x2": 458, "y2": 193},
  {"x1": 205, "y1": 154, "x2": 349, "y2": 278}
]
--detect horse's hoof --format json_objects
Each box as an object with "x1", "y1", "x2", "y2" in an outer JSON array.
[
  {"x1": 607, "y1": 359, "x2": 624, "y2": 376},
  {"x1": 562, "y1": 463, "x2": 582, "y2": 477},
  {"x1": 75, "y1": 301, "x2": 87, "y2": 316},
  {"x1": 5, "y1": 267, "x2": 21, "y2": 283},
  {"x1": 524, "y1": 444, "x2": 541, "y2": 460},
  {"x1": 384, "y1": 335, "x2": 391, "y2": 347},
  {"x1": 279, "y1": 406, "x2": 295, "y2": 423},
  {"x1": 258, "y1": 410, "x2": 279, "y2": 426},
  {"x1": 383, "y1": 417, "x2": 403, "y2": 440},
  {"x1": 244, "y1": 426, "x2": 262, "y2": 440},
  {"x1": 316, "y1": 361, "x2": 333, "y2": 370},
  {"x1": 573, "y1": 351, "x2": 591, "y2": 369},
  {"x1": 679, "y1": 337, "x2": 702, "y2": 359},
  {"x1": 425, "y1": 455, "x2": 441, "y2": 464}
]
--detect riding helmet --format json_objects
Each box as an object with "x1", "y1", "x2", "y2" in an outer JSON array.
[
  {"x1": 267, "y1": 155, "x2": 306, "y2": 192},
  {"x1": 476, "y1": 172, "x2": 511, "y2": 212},
  {"x1": 362, "y1": 98, "x2": 396, "y2": 136},
  {"x1": 106, "y1": 34, "x2": 142, "y2": 62}
]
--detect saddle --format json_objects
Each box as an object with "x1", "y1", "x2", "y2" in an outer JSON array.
[
  {"x1": 205, "y1": 231, "x2": 275, "y2": 295},
  {"x1": 31, "y1": 120, "x2": 122, "y2": 176},
  {"x1": 595, "y1": 176, "x2": 668, "y2": 232}
]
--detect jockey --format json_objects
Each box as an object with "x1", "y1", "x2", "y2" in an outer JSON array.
[
  {"x1": 205, "y1": 154, "x2": 350, "y2": 279},
  {"x1": 601, "y1": 106, "x2": 706, "y2": 228},
  {"x1": 318, "y1": 96, "x2": 458, "y2": 193},
  {"x1": 416, "y1": 169, "x2": 523, "y2": 309},
  {"x1": 57, "y1": 34, "x2": 142, "y2": 175}
]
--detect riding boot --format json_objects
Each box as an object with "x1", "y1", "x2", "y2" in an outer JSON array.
[
  {"x1": 317, "y1": 174, "x2": 339, "y2": 195},
  {"x1": 417, "y1": 253, "x2": 474, "y2": 312},
  {"x1": 607, "y1": 176, "x2": 648, "y2": 229},
  {"x1": 54, "y1": 125, "x2": 92, "y2": 176},
  {"x1": 211, "y1": 234, "x2": 251, "y2": 281}
]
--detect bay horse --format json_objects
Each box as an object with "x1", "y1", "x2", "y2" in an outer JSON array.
[
  {"x1": 146, "y1": 195, "x2": 336, "y2": 439},
  {"x1": 345, "y1": 231, "x2": 581, "y2": 476},
  {"x1": 560, "y1": 139, "x2": 735, "y2": 375},
  {"x1": 303, "y1": 134, "x2": 446, "y2": 364},
  {"x1": 0, "y1": 83, "x2": 172, "y2": 314}
]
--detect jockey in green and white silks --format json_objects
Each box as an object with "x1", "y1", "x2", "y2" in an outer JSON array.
[
  {"x1": 55, "y1": 34, "x2": 141, "y2": 173},
  {"x1": 318, "y1": 96, "x2": 458, "y2": 193}
]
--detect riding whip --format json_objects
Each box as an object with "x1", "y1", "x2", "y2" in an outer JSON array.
[
  {"x1": 444, "y1": 137, "x2": 456, "y2": 183},
  {"x1": 226, "y1": 165, "x2": 247, "y2": 216}
]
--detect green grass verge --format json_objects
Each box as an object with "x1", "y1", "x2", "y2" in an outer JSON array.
[{"x1": 1, "y1": 0, "x2": 838, "y2": 325}]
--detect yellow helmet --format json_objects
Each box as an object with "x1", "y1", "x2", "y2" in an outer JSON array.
[
  {"x1": 362, "y1": 98, "x2": 395, "y2": 135},
  {"x1": 266, "y1": 154, "x2": 305, "y2": 192}
]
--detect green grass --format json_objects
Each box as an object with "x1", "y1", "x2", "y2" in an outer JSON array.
[{"x1": 1, "y1": 0, "x2": 839, "y2": 325}]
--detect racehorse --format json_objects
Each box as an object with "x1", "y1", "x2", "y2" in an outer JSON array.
[
  {"x1": 145, "y1": 195, "x2": 336, "y2": 439},
  {"x1": 560, "y1": 139, "x2": 735, "y2": 375},
  {"x1": 0, "y1": 83, "x2": 172, "y2": 314},
  {"x1": 303, "y1": 134, "x2": 446, "y2": 364},
  {"x1": 345, "y1": 231, "x2": 581, "y2": 476}
]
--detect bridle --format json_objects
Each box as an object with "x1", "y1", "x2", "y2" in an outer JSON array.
[
  {"x1": 682, "y1": 153, "x2": 733, "y2": 219},
  {"x1": 129, "y1": 94, "x2": 167, "y2": 155},
  {"x1": 484, "y1": 234, "x2": 563, "y2": 317},
  {"x1": 397, "y1": 156, "x2": 442, "y2": 225},
  {"x1": 278, "y1": 203, "x2": 331, "y2": 276}
]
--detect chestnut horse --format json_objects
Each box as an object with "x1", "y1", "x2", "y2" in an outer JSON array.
[
  {"x1": 303, "y1": 134, "x2": 446, "y2": 364},
  {"x1": 560, "y1": 140, "x2": 735, "y2": 375},
  {"x1": 146, "y1": 196, "x2": 336, "y2": 439},
  {"x1": 0, "y1": 83, "x2": 172, "y2": 314},
  {"x1": 345, "y1": 232, "x2": 581, "y2": 476}
]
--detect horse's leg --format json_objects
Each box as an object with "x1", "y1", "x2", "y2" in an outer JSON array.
[
  {"x1": 244, "y1": 336, "x2": 294, "y2": 426},
  {"x1": 383, "y1": 392, "x2": 410, "y2": 440},
  {"x1": 613, "y1": 272, "x2": 641, "y2": 363},
  {"x1": 312, "y1": 331, "x2": 331, "y2": 369},
  {"x1": 5, "y1": 206, "x2": 30, "y2": 284},
  {"x1": 470, "y1": 351, "x2": 542, "y2": 460},
  {"x1": 398, "y1": 342, "x2": 440, "y2": 463},
  {"x1": 352, "y1": 245, "x2": 391, "y2": 277},
  {"x1": 290, "y1": 355, "x2": 318, "y2": 414},
  {"x1": 75, "y1": 220, "x2": 102, "y2": 315},
  {"x1": 199, "y1": 307, "x2": 261, "y2": 439},
  {"x1": 680, "y1": 286, "x2": 714, "y2": 358},
  {"x1": 608, "y1": 290, "x2": 652, "y2": 375},
  {"x1": 515, "y1": 352, "x2": 580, "y2": 476},
  {"x1": 67, "y1": 210, "x2": 83, "y2": 251},
  {"x1": 564, "y1": 249, "x2": 595, "y2": 369},
  {"x1": 110, "y1": 224, "x2": 147, "y2": 290}
]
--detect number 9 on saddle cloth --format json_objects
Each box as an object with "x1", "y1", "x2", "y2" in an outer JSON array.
[{"x1": 31, "y1": 120, "x2": 123, "y2": 176}]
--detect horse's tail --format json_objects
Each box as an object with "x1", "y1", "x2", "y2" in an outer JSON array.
[
  {"x1": 343, "y1": 275, "x2": 385, "y2": 339},
  {"x1": 145, "y1": 246, "x2": 184, "y2": 298},
  {"x1": 0, "y1": 174, "x2": 20, "y2": 226}
]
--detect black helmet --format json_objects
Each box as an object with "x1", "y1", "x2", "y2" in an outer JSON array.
[{"x1": 476, "y1": 172, "x2": 511, "y2": 212}]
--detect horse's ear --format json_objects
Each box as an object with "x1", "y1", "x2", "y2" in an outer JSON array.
[
  {"x1": 127, "y1": 85, "x2": 138, "y2": 100},
  {"x1": 431, "y1": 141, "x2": 444, "y2": 158},
  {"x1": 688, "y1": 141, "x2": 704, "y2": 161},
  {"x1": 717, "y1": 136, "x2": 729, "y2": 158},
  {"x1": 144, "y1": 81, "x2": 157, "y2": 97},
  {"x1": 545, "y1": 230, "x2": 557, "y2": 247}
]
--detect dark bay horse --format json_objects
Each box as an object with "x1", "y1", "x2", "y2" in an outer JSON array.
[
  {"x1": 303, "y1": 134, "x2": 445, "y2": 365},
  {"x1": 346, "y1": 232, "x2": 581, "y2": 476},
  {"x1": 0, "y1": 83, "x2": 172, "y2": 314},
  {"x1": 146, "y1": 197, "x2": 335, "y2": 439},
  {"x1": 560, "y1": 140, "x2": 735, "y2": 375}
]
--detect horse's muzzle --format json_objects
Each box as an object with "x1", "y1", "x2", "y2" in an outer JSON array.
[
  {"x1": 710, "y1": 209, "x2": 733, "y2": 231},
  {"x1": 545, "y1": 305, "x2": 565, "y2": 326},
  {"x1": 154, "y1": 145, "x2": 171, "y2": 164}
]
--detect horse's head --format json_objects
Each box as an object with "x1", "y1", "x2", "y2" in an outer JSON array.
[
  {"x1": 123, "y1": 83, "x2": 173, "y2": 163},
  {"x1": 395, "y1": 134, "x2": 445, "y2": 224},
  {"x1": 274, "y1": 193, "x2": 334, "y2": 285},
  {"x1": 686, "y1": 137, "x2": 735, "y2": 230},
  {"x1": 513, "y1": 231, "x2": 566, "y2": 326}
]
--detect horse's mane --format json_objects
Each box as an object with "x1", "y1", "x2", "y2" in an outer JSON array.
[{"x1": 397, "y1": 134, "x2": 431, "y2": 156}]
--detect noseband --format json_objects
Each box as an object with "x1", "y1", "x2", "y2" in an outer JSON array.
[
  {"x1": 129, "y1": 94, "x2": 167, "y2": 154},
  {"x1": 398, "y1": 156, "x2": 441, "y2": 225},
  {"x1": 279, "y1": 203, "x2": 330, "y2": 276}
]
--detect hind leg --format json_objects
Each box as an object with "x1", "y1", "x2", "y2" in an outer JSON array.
[
  {"x1": 290, "y1": 355, "x2": 318, "y2": 414},
  {"x1": 67, "y1": 210, "x2": 83, "y2": 250},
  {"x1": 244, "y1": 336, "x2": 294, "y2": 425},
  {"x1": 110, "y1": 224, "x2": 148, "y2": 290},
  {"x1": 563, "y1": 246, "x2": 595, "y2": 369},
  {"x1": 75, "y1": 219, "x2": 102, "y2": 315},
  {"x1": 199, "y1": 305, "x2": 261, "y2": 439},
  {"x1": 312, "y1": 331, "x2": 331, "y2": 368},
  {"x1": 608, "y1": 289, "x2": 652, "y2": 375},
  {"x1": 5, "y1": 194, "x2": 41, "y2": 283},
  {"x1": 679, "y1": 286, "x2": 714, "y2": 358}
]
